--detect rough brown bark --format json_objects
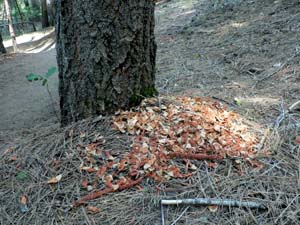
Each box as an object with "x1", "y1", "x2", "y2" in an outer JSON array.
[
  {"x1": 4, "y1": 0, "x2": 18, "y2": 53},
  {"x1": 56, "y1": 0, "x2": 157, "y2": 126},
  {"x1": 41, "y1": 0, "x2": 49, "y2": 28},
  {"x1": 0, "y1": 32, "x2": 7, "y2": 54}
]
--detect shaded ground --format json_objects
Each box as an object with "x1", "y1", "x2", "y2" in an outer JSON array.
[
  {"x1": 0, "y1": 0, "x2": 299, "y2": 224},
  {"x1": 155, "y1": 0, "x2": 300, "y2": 123},
  {"x1": 0, "y1": 28, "x2": 58, "y2": 135},
  {"x1": 1, "y1": 0, "x2": 299, "y2": 132},
  {"x1": 0, "y1": 50, "x2": 58, "y2": 131}
]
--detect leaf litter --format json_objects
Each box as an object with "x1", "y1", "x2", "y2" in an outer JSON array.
[
  {"x1": 74, "y1": 96, "x2": 265, "y2": 206},
  {"x1": 1, "y1": 0, "x2": 300, "y2": 223},
  {"x1": 0, "y1": 93, "x2": 298, "y2": 224}
]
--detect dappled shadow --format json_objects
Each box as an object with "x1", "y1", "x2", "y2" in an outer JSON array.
[{"x1": 155, "y1": 0, "x2": 300, "y2": 123}]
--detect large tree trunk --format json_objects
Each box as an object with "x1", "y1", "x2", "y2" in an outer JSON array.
[
  {"x1": 0, "y1": 33, "x2": 7, "y2": 54},
  {"x1": 4, "y1": 0, "x2": 18, "y2": 53},
  {"x1": 41, "y1": 0, "x2": 49, "y2": 28},
  {"x1": 56, "y1": 0, "x2": 157, "y2": 126}
]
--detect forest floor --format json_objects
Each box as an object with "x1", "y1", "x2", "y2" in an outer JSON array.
[
  {"x1": 0, "y1": 28, "x2": 57, "y2": 133},
  {"x1": 0, "y1": 0, "x2": 299, "y2": 224}
]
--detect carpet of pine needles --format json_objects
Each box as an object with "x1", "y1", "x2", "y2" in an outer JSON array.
[
  {"x1": 0, "y1": 97, "x2": 299, "y2": 224},
  {"x1": 1, "y1": 0, "x2": 300, "y2": 224}
]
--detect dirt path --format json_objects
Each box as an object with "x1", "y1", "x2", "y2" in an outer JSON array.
[
  {"x1": 0, "y1": 2, "x2": 199, "y2": 133},
  {"x1": 0, "y1": 45, "x2": 58, "y2": 131}
]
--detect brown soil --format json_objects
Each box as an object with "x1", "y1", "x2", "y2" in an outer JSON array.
[
  {"x1": 0, "y1": 50, "x2": 58, "y2": 131},
  {"x1": 0, "y1": 29, "x2": 58, "y2": 151}
]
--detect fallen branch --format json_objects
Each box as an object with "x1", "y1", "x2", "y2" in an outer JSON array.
[
  {"x1": 161, "y1": 198, "x2": 266, "y2": 209},
  {"x1": 73, "y1": 177, "x2": 143, "y2": 207},
  {"x1": 160, "y1": 198, "x2": 266, "y2": 225},
  {"x1": 73, "y1": 187, "x2": 114, "y2": 207}
]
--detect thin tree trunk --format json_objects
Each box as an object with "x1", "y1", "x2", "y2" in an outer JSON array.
[
  {"x1": 4, "y1": 0, "x2": 18, "y2": 53},
  {"x1": 30, "y1": 0, "x2": 40, "y2": 10},
  {"x1": 48, "y1": 0, "x2": 55, "y2": 26},
  {"x1": 30, "y1": 0, "x2": 40, "y2": 21},
  {"x1": 1, "y1": 5, "x2": 6, "y2": 25},
  {"x1": 41, "y1": 0, "x2": 49, "y2": 28},
  {"x1": 31, "y1": 21, "x2": 37, "y2": 31},
  {"x1": 24, "y1": 0, "x2": 30, "y2": 8},
  {"x1": 14, "y1": 0, "x2": 25, "y2": 32},
  {"x1": 21, "y1": 0, "x2": 37, "y2": 32},
  {"x1": 56, "y1": 0, "x2": 157, "y2": 126},
  {"x1": 0, "y1": 32, "x2": 7, "y2": 54}
]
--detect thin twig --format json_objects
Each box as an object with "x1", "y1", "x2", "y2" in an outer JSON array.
[
  {"x1": 170, "y1": 206, "x2": 189, "y2": 225},
  {"x1": 288, "y1": 100, "x2": 300, "y2": 112},
  {"x1": 253, "y1": 50, "x2": 300, "y2": 87},
  {"x1": 274, "y1": 98, "x2": 287, "y2": 129},
  {"x1": 274, "y1": 195, "x2": 299, "y2": 224},
  {"x1": 46, "y1": 84, "x2": 60, "y2": 122}
]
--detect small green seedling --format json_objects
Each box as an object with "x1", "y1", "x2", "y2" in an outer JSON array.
[
  {"x1": 26, "y1": 67, "x2": 59, "y2": 120},
  {"x1": 234, "y1": 97, "x2": 242, "y2": 106},
  {"x1": 26, "y1": 66, "x2": 57, "y2": 86},
  {"x1": 16, "y1": 171, "x2": 29, "y2": 181}
]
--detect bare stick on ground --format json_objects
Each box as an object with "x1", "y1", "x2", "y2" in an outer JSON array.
[{"x1": 161, "y1": 198, "x2": 267, "y2": 209}]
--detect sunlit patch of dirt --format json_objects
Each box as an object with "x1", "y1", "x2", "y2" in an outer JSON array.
[
  {"x1": 155, "y1": 0, "x2": 300, "y2": 123},
  {"x1": 4, "y1": 27, "x2": 55, "y2": 53}
]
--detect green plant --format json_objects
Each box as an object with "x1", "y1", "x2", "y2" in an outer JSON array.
[
  {"x1": 16, "y1": 171, "x2": 28, "y2": 181},
  {"x1": 26, "y1": 66, "x2": 57, "y2": 85},
  {"x1": 234, "y1": 97, "x2": 242, "y2": 106},
  {"x1": 26, "y1": 67, "x2": 59, "y2": 120}
]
